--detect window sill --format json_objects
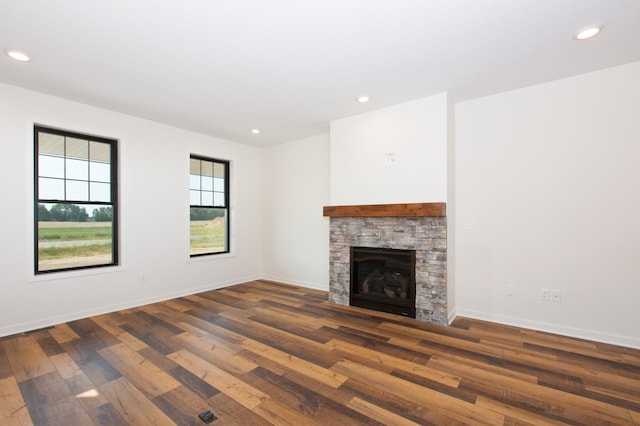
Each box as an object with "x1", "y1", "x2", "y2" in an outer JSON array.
[{"x1": 28, "y1": 265, "x2": 126, "y2": 283}]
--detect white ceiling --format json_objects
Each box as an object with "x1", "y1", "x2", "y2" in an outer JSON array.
[{"x1": 1, "y1": 1, "x2": 639, "y2": 146}]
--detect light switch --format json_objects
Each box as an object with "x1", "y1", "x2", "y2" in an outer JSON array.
[{"x1": 384, "y1": 152, "x2": 395, "y2": 167}]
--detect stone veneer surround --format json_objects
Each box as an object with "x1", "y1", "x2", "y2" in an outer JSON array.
[{"x1": 327, "y1": 213, "x2": 448, "y2": 325}]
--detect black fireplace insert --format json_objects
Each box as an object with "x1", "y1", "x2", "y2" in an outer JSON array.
[{"x1": 350, "y1": 246, "x2": 416, "y2": 318}]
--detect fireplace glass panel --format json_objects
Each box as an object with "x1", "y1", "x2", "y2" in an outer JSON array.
[{"x1": 350, "y1": 247, "x2": 416, "y2": 317}]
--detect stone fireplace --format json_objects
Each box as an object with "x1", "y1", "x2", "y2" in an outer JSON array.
[{"x1": 323, "y1": 203, "x2": 447, "y2": 325}]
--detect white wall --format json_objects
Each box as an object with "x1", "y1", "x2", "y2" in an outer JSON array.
[
  {"x1": 330, "y1": 93, "x2": 448, "y2": 205},
  {"x1": 455, "y1": 61, "x2": 640, "y2": 348},
  {"x1": 0, "y1": 82, "x2": 263, "y2": 337},
  {"x1": 5, "y1": 60, "x2": 639, "y2": 350},
  {"x1": 261, "y1": 134, "x2": 330, "y2": 289}
]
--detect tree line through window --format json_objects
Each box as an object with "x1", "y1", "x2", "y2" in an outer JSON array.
[
  {"x1": 34, "y1": 126, "x2": 118, "y2": 273},
  {"x1": 189, "y1": 155, "x2": 230, "y2": 256}
]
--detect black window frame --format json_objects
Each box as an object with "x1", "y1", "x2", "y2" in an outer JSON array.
[
  {"x1": 189, "y1": 154, "x2": 230, "y2": 257},
  {"x1": 34, "y1": 125, "x2": 119, "y2": 274}
]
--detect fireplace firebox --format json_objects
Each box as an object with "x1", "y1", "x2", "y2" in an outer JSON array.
[{"x1": 350, "y1": 247, "x2": 416, "y2": 318}]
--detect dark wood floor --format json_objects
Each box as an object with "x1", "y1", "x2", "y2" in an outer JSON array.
[{"x1": 1, "y1": 280, "x2": 639, "y2": 425}]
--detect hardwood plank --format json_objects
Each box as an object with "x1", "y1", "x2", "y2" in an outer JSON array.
[
  {"x1": 60, "y1": 323, "x2": 114, "y2": 365},
  {"x1": 172, "y1": 331, "x2": 258, "y2": 376},
  {"x1": 0, "y1": 341, "x2": 14, "y2": 380},
  {"x1": 49, "y1": 352, "x2": 84, "y2": 380},
  {"x1": 161, "y1": 297, "x2": 202, "y2": 312},
  {"x1": 242, "y1": 367, "x2": 377, "y2": 425},
  {"x1": 152, "y1": 385, "x2": 214, "y2": 426},
  {"x1": 501, "y1": 348, "x2": 640, "y2": 397},
  {"x1": 474, "y1": 395, "x2": 570, "y2": 426},
  {"x1": 186, "y1": 294, "x2": 256, "y2": 317},
  {"x1": 459, "y1": 375, "x2": 635, "y2": 425},
  {"x1": 247, "y1": 309, "x2": 338, "y2": 346},
  {"x1": 118, "y1": 311, "x2": 182, "y2": 355},
  {"x1": 394, "y1": 336, "x2": 640, "y2": 414},
  {"x1": 18, "y1": 370, "x2": 96, "y2": 425},
  {"x1": 171, "y1": 315, "x2": 247, "y2": 349},
  {"x1": 341, "y1": 374, "x2": 461, "y2": 425},
  {"x1": 67, "y1": 375, "x2": 109, "y2": 411},
  {"x1": 524, "y1": 340, "x2": 640, "y2": 370},
  {"x1": 250, "y1": 302, "x2": 326, "y2": 330},
  {"x1": 67, "y1": 318, "x2": 119, "y2": 347},
  {"x1": 166, "y1": 318, "x2": 246, "y2": 353},
  {"x1": 100, "y1": 377, "x2": 175, "y2": 425},
  {"x1": 325, "y1": 338, "x2": 461, "y2": 387},
  {"x1": 389, "y1": 365, "x2": 481, "y2": 405},
  {"x1": 0, "y1": 376, "x2": 33, "y2": 426},
  {"x1": 98, "y1": 343, "x2": 180, "y2": 398},
  {"x1": 168, "y1": 349, "x2": 268, "y2": 410},
  {"x1": 86, "y1": 402, "x2": 128, "y2": 426},
  {"x1": 18, "y1": 371, "x2": 71, "y2": 409},
  {"x1": 26, "y1": 398, "x2": 94, "y2": 426},
  {"x1": 347, "y1": 397, "x2": 422, "y2": 426},
  {"x1": 217, "y1": 287, "x2": 264, "y2": 302},
  {"x1": 49, "y1": 353, "x2": 109, "y2": 410},
  {"x1": 250, "y1": 280, "x2": 319, "y2": 295},
  {"x1": 137, "y1": 346, "x2": 180, "y2": 372},
  {"x1": 332, "y1": 359, "x2": 505, "y2": 425},
  {"x1": 215, "y1": 314, "x2": 341, "y2": 368},
  {"x1": 228, "y1": 288, "x2": 306, "y2": 309},
  {"x1": 206, "y1": 392, "x2": 272, "y2": 426},
  {"x1": 241, "y1": 339, "x2": 348, "y2": 388},
  {"x1": 252, "y1": 397, "x2": 323, "y2": 426},
  {"x1": 74, "y1": 352, "x2": 122, "y2": 387},
  {"x1": 48, "y1": 323, "x2": 81, "y2": 344},
  {"x1": 167, "y1": 364, "x2": 220, "y2": 401},
  {"x1": 330, "y1": 324, "x2": 394, "y2": 345},
  {"x1": 234, "y1": 349, "x2": 291, "y2": 376},
  {"x1": 2, "y1": 336, "x2": 56, "y2": 382},
  {"x1": 197, "y1": 289, "x2": 260, "y2": 310},
  {"x1": 31, "y1": 330, "x2": 65, "y2": 357},
  {"x1": 327, "y1": 326, "x2": 433, "y2": 366},
  {"x1": 379, "y1": 321, "x2": 504, "y2": 359},
  {"x1": 584, "y1": 383, "x2": 640, "y2": 407},
  {"x1": 91, "y1": 314, "x2": 149, "y2": 351}
]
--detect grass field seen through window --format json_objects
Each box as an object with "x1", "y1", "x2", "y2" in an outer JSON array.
[{"x1": 37, "y1": 220, "x2": 226, "y2": 270}]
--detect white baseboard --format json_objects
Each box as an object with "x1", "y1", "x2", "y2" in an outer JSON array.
[
  {"x1": 260, "y1": 275, "x2": 329, "y2": 291},
  {"x1": 455, "y1": 308, "x2": 640, "y2": 350},
  {"x1": 0, "y1": 274, "x2": 260, "y2": 338},
  {"x1": 447, "y1": 307, "x2": 457, "y2": 325}
]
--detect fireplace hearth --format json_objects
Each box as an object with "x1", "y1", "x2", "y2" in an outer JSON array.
[
  {"x1": 324, "y1": 203, "x2": 447, "y2": 325},
  {"x1": 350, "y1": 247, "x2": 416, "y2": 317}
]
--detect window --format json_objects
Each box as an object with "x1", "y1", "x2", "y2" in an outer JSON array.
[
  {"x1": 189, "y1": 155, "x2": 229, "y2": 256},
  {"x1": 34, "y1": 126, "x2": 118, "y2": 273}
]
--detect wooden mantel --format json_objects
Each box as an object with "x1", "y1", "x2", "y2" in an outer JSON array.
[{"x1": 323, "y1": 202, "x2": 446, "y2": 217}]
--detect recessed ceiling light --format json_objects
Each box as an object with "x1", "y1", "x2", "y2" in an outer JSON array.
[
  {"x1": 575, "y1": 24, "x2": 603, "y2": 40},
  {"x1": 5, "y1": 49, "x2": 33, "y2": 62},
  {"x1": 357, "y1": 96, "x2": 370, "y2": 103},
  {"x1": 251, "y1": 129, "x2": 261, "y2": 134}
]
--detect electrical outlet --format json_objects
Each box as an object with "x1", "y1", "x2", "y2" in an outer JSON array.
[
  {"x1": 507, "y1": 285, "x2": 516, "y2": 296},
  {"x1": 550, "y1": 290, "x2": 561, "y2": 303},
  {"x1": 539, "y1": 288, "x2": 549, "y2": 301}
]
